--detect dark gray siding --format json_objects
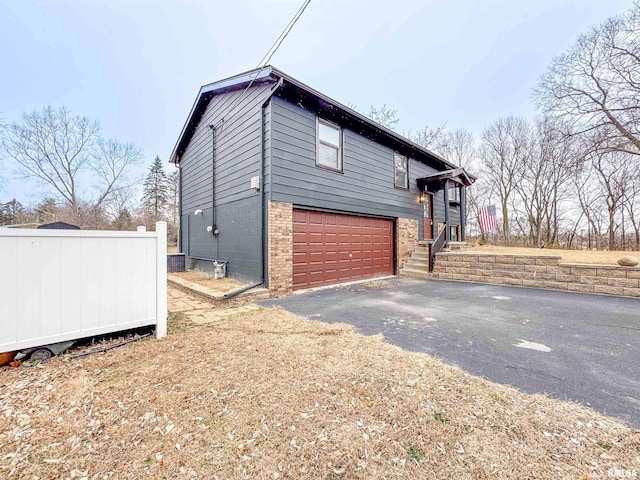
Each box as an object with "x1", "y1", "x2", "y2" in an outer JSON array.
[
  {"x1": 269, "y1": 97, "x2": 459, "y2": 240},
  {"x1": 179, "y1": 82, "x2": 275, "y2": 283}
]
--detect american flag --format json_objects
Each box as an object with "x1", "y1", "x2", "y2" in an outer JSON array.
[{"x1": 478, "y1": 205, "x2": 497, "y2": 233}]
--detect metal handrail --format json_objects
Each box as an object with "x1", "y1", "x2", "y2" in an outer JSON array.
[{"x1": 429, "y1": 225, "x2": 447, "y2": 272}]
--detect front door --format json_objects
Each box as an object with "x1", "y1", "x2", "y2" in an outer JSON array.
[{"x1": 423, "y1": 192, "x2": 433, "y2": 240}]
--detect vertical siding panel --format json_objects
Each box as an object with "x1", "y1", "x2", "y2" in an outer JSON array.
[
  {"x1": 59, "y1": 238, "x2": 82, "y2": 334},
  {"x1": 114, "y1": 238, "x2": 133, "y2": 324},
  {"x1": 17, "y1": 236, "x2": 41, "y2": 342},
  {"x1": 0, "y1": 236, "x2": 18, "y2": 344},
  {"x1": 145, "y1": 238, "x2": 157, "y2": 323},
  {"x1": 39, "y1": 237, "x2": 62, "y2": 338},
  {"x1": 80, "y1": 237, "x2": 101, "y2": 333},
  {"x1": 98, "y1": 238, "x2": 117, "y2": 328}
]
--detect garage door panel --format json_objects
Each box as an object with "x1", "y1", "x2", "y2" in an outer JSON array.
[{"x1": 293, "y1": 210, "x2": 394, "y2": 290}]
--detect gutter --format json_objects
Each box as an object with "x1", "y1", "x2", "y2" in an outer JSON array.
[{"x1": 223, "y1": 77, "x2": 284, "y2": 300}]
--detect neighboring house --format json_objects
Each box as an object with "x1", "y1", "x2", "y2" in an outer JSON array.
[
  {"x1": 37, "y1": 222, "x2": 81, "y2": 230},
  {"x1": 171, "y1": 66, "x2": 473, "y2": 296}
]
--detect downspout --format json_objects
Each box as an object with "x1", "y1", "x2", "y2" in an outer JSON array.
[
  {"x1": 460, "y1": 185, "x2": 466, "y2": 242},
  {"x1": 178, "y1": 163, "x2": 183, "y2": 253},
  {"x1": 443, "y1": 180, "x2": 450, "y2": 243},
  {"x1": 209, "y1": 124, "x2": 220, "y2": 246},
  {"x1": 224, "y1": 77, "x2": 284, "y2": 299}
]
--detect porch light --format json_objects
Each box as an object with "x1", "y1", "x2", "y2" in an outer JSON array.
[{"x1": 419, "y1": 193, "x2": 425, "y2": 204}]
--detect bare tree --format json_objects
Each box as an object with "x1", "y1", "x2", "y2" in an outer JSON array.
[
  {"x1": 575, "y1": 164, "x2": 607, "y2": 249},
  {"x1": 623, "y1": 173, "x2": 640, "y2": 249},
  {"x1": 442, "y1": 128, "x2": 476, "y2": 170},
  {"x1": 408, "y1": 123, "x2": 449, "y2": 154},
  {"x1": 167, "y1": 169, "x2": 179, "y2": 226},
  {"x1": 590, "y1": 148, "x2": 635, "y2": 249},
  {"x1": 512, "y1": 117, "x2": 584, "y2": 246},
  {"x1": 480, "y1": 116, "x2": 531, "y2": 243},
  {"x1": 534, "y1": 3, "x2": 640, "y2": 156},
  {"x1": 0, "y1": 106, "x2": 142, "y2": 222},
  {"x1": 366, "y1": 104, "x2": 399, "y2": 130}
]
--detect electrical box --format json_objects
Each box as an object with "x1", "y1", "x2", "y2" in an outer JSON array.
[{"x1": 250, "y1": 176, "x2": 260, "y2": 190}]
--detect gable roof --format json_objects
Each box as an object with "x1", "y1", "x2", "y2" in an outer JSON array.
[
  {"x1": 170, "y1": 66, "x2": 463, "y2": 173},
  {"x1": 417, "y1": 168, "x2": 475, "y2": 189}
]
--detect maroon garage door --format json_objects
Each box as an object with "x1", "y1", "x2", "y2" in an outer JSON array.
[{"x1": 292, "y1": 209, "x2": 394, "y2": 290}]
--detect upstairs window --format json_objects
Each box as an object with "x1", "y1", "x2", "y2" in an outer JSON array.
[
  {"x1": 394, "y1": 153, "x2": 408, "y2": 189},
  {"x1": 317, "y1": 119, "x2": 342, "y2": 171}
]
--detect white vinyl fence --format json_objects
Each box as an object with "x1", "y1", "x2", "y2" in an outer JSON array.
[{"x1": 0, "y1": 222, "x2": 167, "y2": 353}]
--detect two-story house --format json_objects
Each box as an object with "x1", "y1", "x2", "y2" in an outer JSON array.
[{"x1": 170, "y1": 66, "x2": 473, "y2": 296}]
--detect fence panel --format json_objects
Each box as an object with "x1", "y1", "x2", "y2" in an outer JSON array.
[{"x1": 0, "y1": 222, "x2": 167, "y2": 352}]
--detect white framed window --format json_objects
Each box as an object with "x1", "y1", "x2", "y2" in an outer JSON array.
[
  {"x1": 448, "y1": 185, "x2": 460, "y2": 202},
  {"x1": 317, "y1": 118, "x2": 342, "y2": 171},
  {"x1": 394, "y1": 152, "x2": 408, "y2": 189}
]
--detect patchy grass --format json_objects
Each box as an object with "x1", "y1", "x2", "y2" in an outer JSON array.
[
  {"x1": 171, "y1": 270, "x2": 245, "y2": 293},
  {"x1": 0, "y1": 302, "x2": 638, "y2": 479},
  {"x1": 472, "y1": 244, "x2": 640, "y2": 265}
]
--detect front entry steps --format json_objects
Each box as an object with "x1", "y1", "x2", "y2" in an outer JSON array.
[
  {"x1": 400, "y1": 241, "x2": 470, "y2": 279},
  {"x1": 399, "y1": 244, "x2": 433, "y2": 279}
]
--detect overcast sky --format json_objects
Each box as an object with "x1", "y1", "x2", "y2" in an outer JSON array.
[{"x1": 0, "y1": 0, "x2": 634, "y2": 205}]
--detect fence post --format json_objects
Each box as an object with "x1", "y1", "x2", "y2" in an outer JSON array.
[{"x1": 155, "y1": 221, "x2": 168, "y2": 339}]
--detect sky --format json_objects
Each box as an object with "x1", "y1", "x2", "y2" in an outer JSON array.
[{"x1": 0, "y1": 0, "x2": 635, "y2": 206}]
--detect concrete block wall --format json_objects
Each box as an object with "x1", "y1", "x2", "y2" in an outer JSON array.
[{"x1": 433, "y1": 253, "x2": 640, "y2": 298}]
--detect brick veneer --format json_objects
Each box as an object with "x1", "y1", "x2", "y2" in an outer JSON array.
[
  {"x1": 433, "y1": 253, "x2": 640, "y2": 298},
  {"x1": 397, "y1": 218, "x2": 419, "y2": 272},
  {"x1": 267, "y1": 201, "x2": 293, "y2": 297}
]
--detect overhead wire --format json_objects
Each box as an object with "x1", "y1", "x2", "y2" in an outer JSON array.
[{"x1": 215, "y1": 0, "x2": 311, "y2": 130}]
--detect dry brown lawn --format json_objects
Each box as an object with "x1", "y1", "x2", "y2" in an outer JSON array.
[
  {"x1": 1, "y1": 299, "x2": 638, "y2": 479},
  {"x1": 172, "y1": 270, "x2": 245, "y2": 293},
  {"x1": 472, "y1": 244, "x2": 640, "y2": 266}
]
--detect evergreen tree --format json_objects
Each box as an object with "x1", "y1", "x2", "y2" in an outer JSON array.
[
  {"x1": 36, "y1": 198, "x2": 58, "y2": 224},
  {"x1": 0, "y1": 199, "x2": 24, "y2": 225},
  {"x1": 112, "y1": 207, "x2": 134, "y2": 230},
  {"x1": 141, "y1": 156, "x2": 168, "y2": 219}
]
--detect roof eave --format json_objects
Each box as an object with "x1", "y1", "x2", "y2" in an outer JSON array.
[
  {"x1": 170, "y1": 66, "x2": 277, "y2": 164},
  {"x1": 171, "y1": 65, "x2": 462, "y2": 172},
  {"x1": 270, "y1": 67, "x2": 458, "y2": 171}
]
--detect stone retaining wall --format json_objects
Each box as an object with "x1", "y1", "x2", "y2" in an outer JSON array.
[{"x1": 433, "y1": 252, "x2": 640, "y2": 298}]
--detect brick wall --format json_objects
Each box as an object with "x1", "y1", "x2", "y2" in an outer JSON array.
[
  {"x1": 267, "y1": 201, "x2": 293, "y2": 297},
  {"x1": 397, "y1": 218, "x2": 419, "y2": 271},
  {"x1": 433, "y1": 253, "x2": 640, "y2": 298}
]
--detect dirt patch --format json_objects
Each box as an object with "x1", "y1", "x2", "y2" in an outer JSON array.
[
  {"x1": 171, "y1": 270, "x2": 245, "y2": 293},
  {"x1": 0, "y1": 302, "x2": 638, "y2": 479},
  {"x1": 473, "y1": 244, "x2": 640, "y2": 266}
]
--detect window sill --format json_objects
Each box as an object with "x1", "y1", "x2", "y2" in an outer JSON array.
[{"x1": 316, "y1": 163, "x2": 344, "y2": 174}]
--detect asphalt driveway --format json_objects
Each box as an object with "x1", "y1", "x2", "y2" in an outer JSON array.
[{"x1": 260, "y1": 277, "x2": 640, "y2": 428}]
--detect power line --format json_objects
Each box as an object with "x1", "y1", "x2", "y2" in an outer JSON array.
[
  {"x1": 258, "y1": 0, "x2": 311, "y2": 68},
  {"x1": 217, "y1": 0, "x2": 311, "y2": 129}
]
